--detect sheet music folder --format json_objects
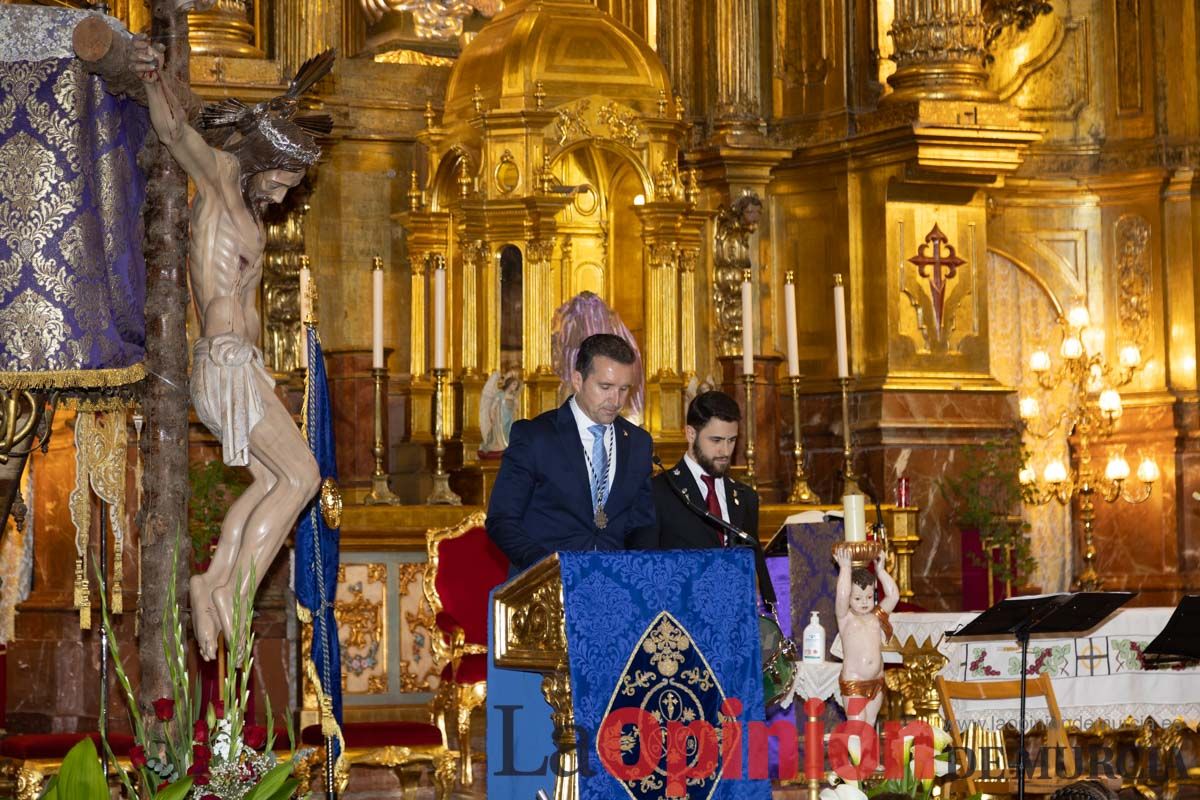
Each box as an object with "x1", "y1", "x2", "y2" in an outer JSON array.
[
  {"x1": 1143, "y1": 595, "x2": 1200, "y2": 662},
  {"x1": 948, "y1": 591, "x2": 1135, "y2": 639}
]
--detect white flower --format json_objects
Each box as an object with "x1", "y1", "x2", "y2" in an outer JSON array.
[
  {"x1": 847, "y1": 734, "x2": 862, "y2": 766},
  {"x1": 932, "y1": 725, "x2": 952, "y2": 753},
  {"x1": 821, "y1": 782, "x2": 869, "y2": 800}
]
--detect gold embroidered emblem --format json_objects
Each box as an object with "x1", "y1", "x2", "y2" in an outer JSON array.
[{"x1": 320, "y1": 477, "x2": 342, "y2": 529}]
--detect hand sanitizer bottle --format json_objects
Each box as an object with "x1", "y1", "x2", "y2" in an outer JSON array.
[{"x1": 802, "y1": 611, "x2": 825, "y2": 663}]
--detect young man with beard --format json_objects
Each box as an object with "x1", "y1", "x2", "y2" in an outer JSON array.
[{"x1": 639, "y1": 390, "x2": 761, "y2": 550}]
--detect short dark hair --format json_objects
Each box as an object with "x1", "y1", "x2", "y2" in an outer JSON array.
[
  {"x1": 850, "y1": 567, "x2": 875, "y2": 591},
  {"x1": 686, "y1": 390, "x2": 741, "y2": 430},
  {"x1": 574, "y1": 334, "x2": 636, "y2": 377}
]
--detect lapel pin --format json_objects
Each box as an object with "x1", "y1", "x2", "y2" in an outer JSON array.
[{"x1": 673, "y1": 469, "x2": 680, "y2": 476}]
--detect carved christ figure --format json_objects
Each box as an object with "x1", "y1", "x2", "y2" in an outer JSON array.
[{"x1": 131, "y1": 36, "x2": 333, "y2": 659}]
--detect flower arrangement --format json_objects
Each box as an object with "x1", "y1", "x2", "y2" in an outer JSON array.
[
  {"x1": 823, "y1": 727, "x2": 954, "y2": 800},
  {"x1": 92, "y1": 546, "x2": 311, "y2": 799}
]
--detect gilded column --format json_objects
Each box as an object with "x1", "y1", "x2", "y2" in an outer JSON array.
[
  {"x1": 189, "y1": 0, "x2": 261, "y2": 57},
  {"x1": 715, "y1": 0, "x2": 763, "y2": 124},
  {"x1": 407, "y1": 252, "x2": 433, "y2": 443},
  {"x1": 525, "y1": 239, "x2": 558, "y2": 416},
  {"x1": 276, "y1": 0, "x2": 339, "y2": 74},
  {"x1": 887, "y1": 0, "x2": 993, "y2": 103},
  {"x1": 636, "y1": 204, "x2": 685, "y2": 441},
  {"x1": 458, "y1": 239, "x2": 487, "y2": 465},
  {"x1": 679, "y1": 247, "x2": 698, "y2": 379},
  {"x1": 656, "y1": 0, "x2": 694, "y2": 113}
]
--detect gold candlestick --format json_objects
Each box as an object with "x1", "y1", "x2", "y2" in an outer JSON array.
[
  {"x1": 364, "y1": 367, "x2": 400, "y2": 505},
  {"x1": 839, "y1": 376, "x2": 860, "y2": 495},
  {"x1": 427, "y1": 368, "x2": 462, "y2": 505},
  {"x1": 741, "y1": 372, "x2": 757, "y2": 489},
  {"x1": 787, "y1": 375, "x2": 819, "y2": 504}
]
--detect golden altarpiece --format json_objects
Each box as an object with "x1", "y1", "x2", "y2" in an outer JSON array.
[{"x1": 3, "y1": 0, "x2": 1200, "y2": 785}]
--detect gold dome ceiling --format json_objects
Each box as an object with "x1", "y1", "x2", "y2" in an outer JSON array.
[{"x1": 442, "y1": 0, "x2": 673, "y2": 127}]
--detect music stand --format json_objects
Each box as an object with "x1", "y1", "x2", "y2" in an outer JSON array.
[
  {"x1": 1143, "y1": 595, "x2": 1200, "y2": 662},
  {"x1": 947, "y1": 591, "x2": 1135, "y2": 800}
]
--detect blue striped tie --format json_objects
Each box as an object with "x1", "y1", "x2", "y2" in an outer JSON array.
[{"x1": 589, "y1": 424, "x2": 607, "y2": 507}]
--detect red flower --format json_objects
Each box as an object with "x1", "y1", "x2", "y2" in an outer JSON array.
[
  {"x1": 187, "y1": 762, "x2": 210, "y2": 782},
  {"x1": 129, "y1": 745, "x2": 147, "y2": 769},
  {"x1": 202, "y1": 796, "x2": 219, "y2": 800},
  {"x1": 243, "y1": 724, "x2": 268, "y2": 750},
  {"x1": 192, "y1": 744, "x2": 211, "y2": 765},
  {"x1": 153, "y1": 698, "x2": 175, "y2": 721},
  {"x1": 193, "y1": 718, "x2": 209, "y2": 744},
  {"x1": 158, "y1": 781, "x2": 170, "y2": 791},
  {"x1": 193, "y1": 773, "x2": 210, "y2": 786},
  {"x1": 212, "y1": 699, "x2": 225, "y2": 719}
]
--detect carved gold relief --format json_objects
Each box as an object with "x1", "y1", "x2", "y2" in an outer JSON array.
[
  {"x1": 335, "y1": 564, "x2": 389, "y2": 695},
  {"x1": 713, "y1": 193, "x2": 762, "y2": 357},
  {"x1": 511, "y1": 581, "x2": 566, "y2": 652},
  {"x1": 1115, "y1": 214, "x2": 1151, "y2": 348},
  {"x1": 597, "y1": 101, "x2": 642, "y2": 147},
  {"x1": 399, "y1": 561, "x2": 441, "y2": 693}
]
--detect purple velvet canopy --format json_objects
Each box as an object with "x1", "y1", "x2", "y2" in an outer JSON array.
[{"x1": 0, "y1": 7, "x2": 149, "y2": 392}]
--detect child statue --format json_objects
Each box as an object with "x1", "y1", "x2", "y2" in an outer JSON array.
[{"x1": 834, "y1": 549, "x2": 900, "y2": 727}]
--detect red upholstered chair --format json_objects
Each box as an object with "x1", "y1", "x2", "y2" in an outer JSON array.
[
  {"x1": 300, "y1": 721, "x2": 455, "y2": 798},
  {"x1": 0, "y1": 731, "x2": 136, "y2": 799},
  {"x1": 424, "y1": 510, "x2": 508, "y2": 786}
]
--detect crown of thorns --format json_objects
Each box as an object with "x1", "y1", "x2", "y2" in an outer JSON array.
[{"x1": 199, "y1": 50, "x2": 335, "y2": 170}]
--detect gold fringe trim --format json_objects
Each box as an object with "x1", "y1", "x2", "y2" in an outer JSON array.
[
  {"x1": 76, "y1": 556, "x2": 91, "y2": 630},
  {"x1": 111, "y1": 579, "x2": 122, "y2": 615},
  {"x1": 0, "y1": 362, "x2": 145, "y2": 391},
  {"x1": 297, "y1": 601, "x2": 348, "y2": 790}
]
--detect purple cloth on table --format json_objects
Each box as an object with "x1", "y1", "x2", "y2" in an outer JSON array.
[{"x1": 0, "y1": 7, "x2": 149, "y2": 390}]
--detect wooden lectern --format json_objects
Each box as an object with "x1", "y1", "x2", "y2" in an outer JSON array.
[{"x1": 492, "y1": 554, "x2": 577, "y2": 800}]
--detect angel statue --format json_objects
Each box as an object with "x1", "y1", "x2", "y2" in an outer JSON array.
[
  {"x1": 551, "y1": 292, "x2": 645, "y2": 424},
  {"x1": 479, "y1": 370, "x2": 521, "y2": 454},
  {"x1": 131, "y1": 39, "x2": 334, "y2": 659}
]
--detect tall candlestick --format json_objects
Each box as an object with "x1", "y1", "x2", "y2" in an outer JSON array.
[
  {"x1": 784, "y1": 270, "x2": 800, "y2": 377},
  {"x1": 372, "y1": 256, "x2": 384, "y2": 370},
  {"x1": 364, "y1": 367, "x2": 400, "y2": 505},
  {"x1": 298, "y1": 261, "x2": 311, "y2": 370},
  {"x1": 788, "y1": 375, "x2": 819, "y2": 504},
  {"x1": 427, "y1": 368, "x2": 462, "y2": 505},
  {"x1": 741, "y1": 268, "x2": 754, "y2": 376},
  {"x1": 843, "y1": 493, "x2": 866, "y2": 542},
  {"x1": 833, "y1": 273, "x2": 848, "y2": 378},
  {"x1": 433, "y1": 257, "x2": 447, "y2": 371}
]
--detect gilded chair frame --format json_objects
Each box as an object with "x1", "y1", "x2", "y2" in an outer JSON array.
[{"x1": 423, "y1": 510, "x2": 491, "y2": 787}]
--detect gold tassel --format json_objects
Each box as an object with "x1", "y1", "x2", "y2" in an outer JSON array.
[
  {"x1": 78, "y1": 559, "x2": 91, "y2": 631},
  {"x1": 111, "y1": 579, "x2": 122, "y2": 615}
]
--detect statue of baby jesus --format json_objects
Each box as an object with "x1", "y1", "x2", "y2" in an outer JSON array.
[{"x1": 834, "y1": 548, "x2": 900, "y2": 727}]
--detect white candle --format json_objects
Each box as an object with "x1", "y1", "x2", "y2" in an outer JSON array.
[
  {"x1": 833, "y1": 274, "x2": 848, "y2": 378},
  {"x1": 372, "y1": 257, "x2": 384, "y2": 370},
  {"x1": 784, "y1": 271, "x2": 800, "y2": 377},
  {"x1": 298, "y1": 264, "x2": 311, "y2": 370},
  {"x1": 433, "y1": 261, "x2": 446, "y2": 370},
  {"x1": 741, "y1": 270, "x2": 754, "y2": 376},
  {"x1": 843, "y1": 492, "x2": 866, "y2": 542}
]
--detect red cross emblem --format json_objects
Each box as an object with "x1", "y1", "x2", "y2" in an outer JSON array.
[{"x1": 908, "y1": 223, "x2": 965, "y2": 335}]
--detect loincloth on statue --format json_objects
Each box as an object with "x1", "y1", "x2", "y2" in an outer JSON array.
[
  {"x1": 839, "y1": 676, "x2": 885, "y2": 702},
  {"x1": 191, "y1": 332, "x2": 275, "y2": 467}
]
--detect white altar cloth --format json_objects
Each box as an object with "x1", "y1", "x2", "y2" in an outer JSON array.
[{"x1": 883, "y1": 608, "x2": 1200, "y2": 729}]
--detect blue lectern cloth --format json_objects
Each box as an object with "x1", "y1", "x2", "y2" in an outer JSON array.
[
  {"x1": 486, "y1": 550, "x2": 774, "y2": 799},
  {"x1": 560, "y1": 549, "x2": 772, "y2": 800}
]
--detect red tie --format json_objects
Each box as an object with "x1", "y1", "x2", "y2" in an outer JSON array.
[{"x1": 701, "y1": 474, "x2": 724, "y2": 545}]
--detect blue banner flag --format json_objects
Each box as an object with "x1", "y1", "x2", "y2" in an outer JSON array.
[{"x1": 295, "y1": 321, "x2": 344, "y2": 767}]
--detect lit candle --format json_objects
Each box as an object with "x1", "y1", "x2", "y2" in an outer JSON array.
[
  {"x1": 372, "y1": 256, "x2": 384, "y2": 370},
  {"x1": 842, "y1": 493, "x2": 866, "y2": 542},
  {"x1": 833, "y1": 273, "x2": 849, "y2": 378},
  {"x1": 433, "y1": 259, "x2": 447, "y2": 371},
  {"x1": 298, "y1": 263, "x2": 311, "y2": 370},
  {"x1": 741, "y1": 269, "x2": 754, "y2": 376},
  {"x1": 784, "y1": 270, "x2": 800, "y2": 377}
]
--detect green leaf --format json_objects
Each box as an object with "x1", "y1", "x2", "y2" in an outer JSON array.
[
  {"x1": 264, "y1": 777, "x2": 300, "y2": 800},
  {"x1": 241, "y1": 762, "x2": 294, "y2": 800},
  {"x1": 37, "y1": 773, "x2": 58, "y2": 800},
  {"x1": 153, "y1": 776, "x2": 195, "y2": 800},
  {"x1": 54, "y1": 739, "x2": 108, "y2": 800}
]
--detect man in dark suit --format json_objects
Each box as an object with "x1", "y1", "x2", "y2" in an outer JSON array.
[
  {"x1": 643, "y1": 390, "x2": 761, "y2": 550},
  {"x1": 486, "y1": 333, "x2": 656, "y2": 571}
]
